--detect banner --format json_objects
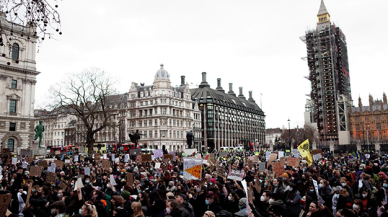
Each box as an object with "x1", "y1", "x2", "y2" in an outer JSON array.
[
  {"x1": 183, "y1": 158, "x2": 202, "y2": 180},
  {"x1": 153, "y1": 150, "x2": 163, "y2": 158},
  {"x1": 272, "y1": 162, "x2": 285, "y2": 177},
  {"x1": 297, "y1": 139, "x2": 313, "y2": 166},
  {"x1": 227, "y1": 169, "x2": 245, "y2": 181},
  {"x1": 184, "y1": 149, "x2": 196, "y2": 156}
]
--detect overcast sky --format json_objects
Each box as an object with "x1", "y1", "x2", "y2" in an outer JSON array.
[{"x1": 34, "y1": 0, "x2": 388, "y2": 130}]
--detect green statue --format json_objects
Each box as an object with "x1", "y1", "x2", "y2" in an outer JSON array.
[{"x1": 34, "y1": 120, "x2": 45, "y2": 147}]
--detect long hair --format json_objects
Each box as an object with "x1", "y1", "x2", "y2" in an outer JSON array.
[
  {"x1": 84, "y1": 203, "x2": 98, "y2": 217},
  {"x1": 131, "y1": 202, "x2": 144, "y2": 217}
]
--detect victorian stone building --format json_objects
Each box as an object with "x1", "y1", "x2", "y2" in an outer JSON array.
[
  {"x1": 190, "y1": 72, "x2": 265, "y2": 152},
  {"x1": 349, "y1": 93, "x2": 388, "y2": 152},
  {"x1": 0, "y1": 13, "x2": 39, "y2": 152},
  {"x1": 127, "y1": 64, "x2": 201, "y2": 152}
]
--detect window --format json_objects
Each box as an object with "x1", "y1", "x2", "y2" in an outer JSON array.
[
  {"x1": 9, "y1": 100, "x2": 16, "y2": 113},
  {"x1": 7, "y1": 139, "x2": 14, "y2": 152},
  {"x1": 11, "y1": 79, "x2": 17, "y2": 89},
  {"x1": 9, "y1": 123, "x2": 16, "y2": 131},
  {"x1": 12, "y1": 43, "x2": 19, "y2": 60}
]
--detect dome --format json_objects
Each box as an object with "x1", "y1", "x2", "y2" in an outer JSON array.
[{"x1": 155, "y1": 64, "x2": 170, "y2": 80}]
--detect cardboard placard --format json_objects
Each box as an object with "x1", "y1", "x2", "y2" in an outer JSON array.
[
  {"x1": 130, "y1": 149, "x2": 142, "y2": 155},
  {"x1": 248, "y1": 160, "x2": 253, "y2": 168},
  {"x1": 254, "y1": 180, "x2": 261, "y2": 193},
  {"x1": 59, "y1": 181, "x2": 68, "y2": 190},
  {"x1": 287, "y1": 158, "x2": 300, "y2": 168},
  {"x1": 268, "y1": 153, "x2": 277, "y2": 163},
  {"x1": 38, "y1": 160, "x2": 48, "y2": 168},
  {"x1": 95, "y1": 153, "x2": 101, "y2": 161},
  {"x1": 102, "y1": 161, "x2": 111, "y2": 169},
  {"x1": 45, "y1": 172, "x2": 57, "y2": 184},
  {"x1": 272, "y1": 162, "x2": 285, "y2": 178},
  {"x1": 0, "y1": 193, "x2": 12, "y2": 215},
  {"x1": 311, "y1": 149, "x2": 322, "y2": 155},
  {"x1": 142, "y1": 154, "x2": 152, "y2": 162},
  {"x1": 127, "y1": 173, "x2": 133, "y2": 186},
  {"x1": 279, "y1": 157, "x2": 285, "y2": 167},
  {"x1": 54, "y1": 160, "x2": 64, "y2": 168},
  {"x1": 267, "y1": 171, "x2": 275, "y2": 181},
  {"x1": 163, "y1": 154, "x2": 174, "y2": 160},
  {"x1": 29, "y1": 166, "x2": 43, "y2": 177},
  {"x1": 26, "y1": 157, "x2": 34, "y2": 163},
  {"x1": 1, "y1": 148, "x2": 10, "y2": 154},
  {"x1": 227, "y1": 169, "x2": 245, "y2": 181},
  {"x1": 216, "y1": 166, "x2": 226, "y2": 178}
]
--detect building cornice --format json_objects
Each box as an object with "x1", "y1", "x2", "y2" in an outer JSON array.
[{"x1": 0, "y1": 64, "x2": 40, "y2": 76}]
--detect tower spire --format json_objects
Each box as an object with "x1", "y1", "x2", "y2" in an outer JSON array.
[{"x1": 317, "y1": 0, "x2": 331, "y2": 25}]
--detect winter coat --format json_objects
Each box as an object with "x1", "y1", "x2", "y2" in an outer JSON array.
[
  {"x1": 285, "y1": 191, "x2": 301, "y2": 215},
  {"x1": 181, "y1": 201, "x2": 195, "y2": 217}
]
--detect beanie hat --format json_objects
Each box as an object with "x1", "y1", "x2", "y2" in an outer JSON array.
[{"x1": 121, "y1": 191, "x2": 130, "y2": 200}]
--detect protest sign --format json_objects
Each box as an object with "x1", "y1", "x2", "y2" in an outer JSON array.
[
  {"x1": 313, "y1": 179, "x2": 325, "y2": 204},
  {"x1": 163, "y1": 154, "x2": 174, "y2": 161},
  {"x1": 183, "y1": 158, "x2": 202, "y2": 180},
  {"x1": 95, "y1": 153, "x2": 101, "y2": 161},
  {"x1": 184, "y1": 149, "x2": 196, "y2": 156},
  {"x1": 272, "y1": 162, "x2": 285, "y2": 177},
  {"x1": 26, "y1": 157, "x2": 34, "y2": 163},
  {"x1": 45, "y1": 172, "x2": 56, "y2": 184},
  {"x1": 11, "y1": 157, "x2": 17, "y2": 165},
  {"x1": 74, "y1": 155, "x2": 79, "y2": 162},
  {"x1": 127, "y1": 173, "x2": 134, "y2": 186},
  {"x1": 227, "y1": 169, "x2": 245, "y2": 181},
  {"x1": 38, "y1": 160, "x2": 48, "y2": 168},
  {"x1": 216, "y1": 166, "x2": 226, "y2": 178},
  {"x1": 168, "y1": 151, "x2": 176, "y2": 160},
  {"x1": 278, "y1": 151, "x2": 284, "y2": 159},
  {"x1": 258, "y1": 162, "x2": 266, "y2": 171},
  {"x1": 248, "y1": 160, "x2": 253, "y2": 168},
  {"x1": 287, "y1": 158, "x2": 300, "y2": 168},
  {"x1": 155, "y1": 163, "x2": 161, "y2": 169},
  {"x1": 47, "y1": 163, "x2": 56, "y2": 173},
  {"x1": 110, "y1": 174, "x2": 117, "y2": 186},
  {"x1": 124, "y1": 154, "x2": 129, "y2": 162},
  {"x1": 115, "y1": 157, "x2": 120, "y2": 163},
  {"x1": 75, "y1": 177, "x2": 84, "y2": 190},
  {"x1": 102, "y1": 161, "x2": 110, "y2": 169},
  {"x1": 313, "y1": 153, "x2": 322, "y2": 161},
  {"x1": 254, "y1": 179, "x2": 261, "y2": 193},
  {"x1": 265, "y1": 151, "x2": 271, "y2": 161},
  {"x1": 311, "y1": 149, "x2": 322, "y2": 155},
  {"x1": 29, "y1": 166, "x2": 43, "y2": 177},
  {"x1": 59, "y1": 182, "x2": 68, "y2": 190},
  {"x1": 21, "y1": 149, "x2": 33, "y2": 157},
  {"x1": 0, "y1": 193, "x2": 12, "y2": 215},
  {"x1": 153, "y1": 149, "x2": 164, "y2": 158},
  {"x1": 54, "y1": 160, "x2": 64, "y2": 168},
  {"x1": 22, "y1": 162, "x2": 27, "y2": 169},
  {"x1": 65, "y1": 159, "x2": 70, "y2": 164},
  {"x1": 130, "y1": 149, "x2": 142, "y2": 155},
  {"x1": 142, "y1": 154, "x2": 152, "y2": 162},
  {"x1": 84, "y1": 167, "x2": 90, "y2": 175},
  {"x1": 267, "y1": 171, "x2": 275, "y2": 181},
  {"x1": 111, "y1": 154, "x2": 115, "y2": 161},
  {"x1": 293, "y1": 149, "x2": 300, "y2": 158},
  {"x1": 279, "y1": 157, "x2": 285, "y2": 167}
]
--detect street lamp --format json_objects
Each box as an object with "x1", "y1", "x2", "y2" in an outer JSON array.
[{"x1": 288, "y1": 118, "x2": 291, "y2": 152}]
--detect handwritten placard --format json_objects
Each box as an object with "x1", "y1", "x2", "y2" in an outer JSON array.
[
  {"x1": 38, "y1": 160, "x2": 48, "y2": 168},
  {"x1": 127, "y1": 173, "x2": 133, "y2": 186},
  {"x1": 29, "y1": 166, "x2": 43, "y2": 177},
  {"x1": 45, "y1": 172, "x2": 56, "y2": 184},
  {"x1": 272, "y1": 162, "x2": 285, "y2": 178},
  {"x1": 287, "y1": 158, "x2": 300, "y2": 168},
  {"x1": 54, "y1": 160, "x2": 64, "y2": 168},
  {"x1": 142, "y1": 154, "x2": 152, "y2": 162},
  {"x1": 59, "y1": 181, "x2": 68, "y2": 190},
  {"x1": 0, "y1": 193, "x2": 12, "y2": 215},
  {"x1": 227, "y1": 169, "x2": 245, "y2": 181},
  {"x1": 163, "y1": 154, "x2": 174, "y2": 161},
  {"x1": 102, "y1": 161, "x2": 110, "y2": 169}
]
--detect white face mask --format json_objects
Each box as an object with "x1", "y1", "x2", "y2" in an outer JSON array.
[
  {"x1": 269, "y1": 199, "x2": 274, "y2": 205},
  {"x1": 362, "y1": 194, "x2": 368, "y2": 198},
  {"x1": 319, "y1": 184, "x2": 323, "y2": 188},
  {"x1": 353, "y1": 204, "x2": 359, "y2": 210},
  {"x1": 341, "y1": 183, "x2": 346, "y2": 187},
  {"x1": 260, "y1": 196, "x2": 265, "y2": 202},
  {"x1": 228, "y1": 196, "x2": 232, "y2": 201}
]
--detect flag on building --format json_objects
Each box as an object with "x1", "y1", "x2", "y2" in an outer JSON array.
[{"x1": 297, "y1": 139, "x2": 313, "y2": 166}]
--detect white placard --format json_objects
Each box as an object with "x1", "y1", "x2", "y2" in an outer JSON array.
[
  {"x1": 278, "y1": 151, "x2": 284, "y2": 159},
  {"x1": 47, "y1": 163, "x2": 56, "y2": 173},
  {"x1": 65, "y1": 159, "x2": 70, "y2": 164},
  {"x1": 155, "y1": 163, "x2": 161, "y2": 169},
  {"x1": 227, "y1": 169, "x2": 246, "y2": 181},
  {"x1": 12, "y1": 157, "x2": 17, "y2": 165},
  {"x1": 265, "y1": 151, "x2": 271, "y2": 161},
  {"x1": 75, "y1": 177, "x2": 84, "y2": 190},
  {"x1": 74, "y1": 155, "x2": 79, "y2": 162},
  {"x1": 110, "y1": 174, "x2": 117, "y2": 186},
  {"x1": 103, "y1": 154, "x2": 107, "y2": 159},
  {"x1": 313, "y1": 179, "x2": 325, "y2": 204},
  {"x1": 124, "y1": 154, "x2": 129, "y2": 162},
  {"x1": 84, "y1": 167, "x2": 90, "y2": 175},
  {"x1": 115, "y1": 157, "x2": 120, "y2": 163},
  {"x1": 111, "y1": 154, "x2": 115, "y2": 161},
  {"x1": 22, "y1": 162, "x2": 27, "y2": 169}
]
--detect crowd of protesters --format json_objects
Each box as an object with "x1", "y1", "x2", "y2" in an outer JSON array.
[{"x1": 1, "y1": 148, "x2": 387, "y2": 217}]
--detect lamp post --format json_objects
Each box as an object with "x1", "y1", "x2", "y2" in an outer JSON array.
[{"x1": 288, "y1": 118, "x2": 290, "y2": 153}]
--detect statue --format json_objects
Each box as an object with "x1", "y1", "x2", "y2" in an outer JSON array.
[
  {"x1": 128, "y1": 129, "x2": 142, "y2": 145},
  {"x1": 186, "y1": 130, "x2": 194, "y2": 149},
  {"x1": 34, "y1": 120, "x2": 45, "y2": 147}
]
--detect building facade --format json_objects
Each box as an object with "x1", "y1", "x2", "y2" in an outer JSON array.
[
  {"x1": 0, "y1": 13, "x2": 39, "y2": 152},
  {"x1": 349, "y1": 94, "x2": 388, "y2": 151},
  {"x1": 265, "y1": 128, "x2": 282, "y2": 145},
  {"x1": 127, "y1": 65, "x2": 201, "y2": 152},
  {"x1": 301, "y1": 0, "x2": 352, "y2": 145},
  {"x1": 191, "y1": 72, "x2": 265, "y2": 152}
]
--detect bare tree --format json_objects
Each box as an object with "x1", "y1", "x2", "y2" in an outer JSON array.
[
  {"x1": 280, "y1": 125, "x2": 319, "y2": 148},
  {"x1": 50, "y1": 68, "x2": 118, "y2": 154},
  {"x1": 0, "y1": 0, "x2": 62, "y2": 42}
]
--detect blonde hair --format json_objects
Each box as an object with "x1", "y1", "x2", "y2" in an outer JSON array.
[
  {"x1": 131, "y1": 202, "x2": 144, "y2": 217},
  {"x1": 85, "y1": 203, "x2": 98, "y2": 217}
]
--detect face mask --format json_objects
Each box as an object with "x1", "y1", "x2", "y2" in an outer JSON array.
[
  {"x1": 291, "y1": 177, "x2": 295, "y2": 180},
  {"x1": 359, "y1": 168, "x2": 363, "y2": 171},
  {"x1": 205, "y1": 200, "x2": 210, "y2": 205},
  {"x1": 269, "y1": 199, "x2": 274, "y2": 205},
  {"x1": 204, "y1": 185, "x2": 207, "y2": 188},
  {"x1": 166, "y1": 208, "x2": 171, "y2": 214},
  {"x1": 264, "y1": 183, "x2": 268, "y2": 187},
  {"x1": 121, "y1": 172, "x2": 124, "y2": 174},
  {"x1": 11, "y1": 179, "x2": 14, "y2": 182},
  {"x1": 341, "y1": 183, "x2": 347, "y2": 187},
  {"x1": 85, "y1": 180, "x2": 89, "y2": 184},
  {"x1": 57, "y1": 194, "x2": 61, "y2": 198},
  {"x1": 274, "y1": 184, "x2": 278, "y2": 187},
  {"x1": 319, "y1": 184, "x2": 323, "y2": 188},
  {"x1": 238, "y1": 205, "x2": 244, "y2": 209},
  {"x1": 289, "y1": 187, "x2": 293, "y2": 191},
  {"x1": 343, "y1": 168, "x2": 346, "y2": 171},
  {"x1": 117, "y1": 169, "x2": 120, "y2": 172},
  {"x1": 310, "y1": 189, "x2": 315, "y2": 192},
  {"x1": 107, "y1": 184, "x2": 110, "y2": 188},
  {"x1": 51, "y1": 209, "x2": 56, "y2": 215},
  {"x1": 362, "y1": 194, "x2": 368, "y2": 198},
  {"x1": 300, "y1": 199, "x2": 305, "y2": 205},
  {"x1": 79, "y1": 209, "x2": 82, "y2": 214},
  {"x1": 353, "y1": 204, "x2": 359, "y2": 210},
  {"x1": 254, "y1": 179, "x2": 256, "y2": 182},
  {"x1": 260, "y1": 196, "x2": 265, "y2": 202},
  {"x1": 259, "y1": 179, "x2": 263, "y2": 183},
  {"x1": 24, "y1": 173, "x2": 27, "y2": 176},
  {"x1": 228, "y1": 196, "x2": 232, "y2": 201},
  {"x1": 176, "y1": 180, "x2": 178, "y2": 183},
  {"x1": 137, "y1": 189, "x2": 141, "y2": 193},
  {"x1": 71, "y1": 183, "x2": 74, "y2": 186},
  {"x1": 196, "y1": 188, "x2": 201, "y2": 193},
  {"x1": 209, "y1": 183, "x2": 213, "y2": 186},
  {"x1": 384, "y1": 184, "x2": 388, "y2": 189},
  {"x1": 32, "y1": 189, "x2": 36, "y2": 193}
]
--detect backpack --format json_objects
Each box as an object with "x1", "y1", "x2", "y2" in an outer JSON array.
[{"x1": 9, "y1": 198, "x2": 19, "y2": 214}]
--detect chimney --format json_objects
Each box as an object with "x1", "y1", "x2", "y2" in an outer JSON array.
[
  {"x1": 238, "y1": 87, "x2": 246, "y2": 100},
  {"x1": 248, "y1": 91, "x2": 255, "y2": 102},
  {"x1": 228, "y1": 83, "x2": 236, "y2": 96},
  {"x1": 181, "y1": 76, "x2": 185, "y2": 86},
  {"x1": 216, "y1": 78, "x2": 224, "y2": 92},
  {"x1": 199, "y1": 72, "x2": 210, "y2": 88}
]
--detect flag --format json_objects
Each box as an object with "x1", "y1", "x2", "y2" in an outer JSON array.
[{"x1": 297, "y1": 139, "x2": 313, "y2": 166}]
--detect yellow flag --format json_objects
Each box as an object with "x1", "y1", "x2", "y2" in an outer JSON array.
[{"x1": 297, "y1": 139, "x2": 313, "y2": 166}]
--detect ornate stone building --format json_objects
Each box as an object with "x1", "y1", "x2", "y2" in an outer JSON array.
[
  {"x1": 127, "y1": 64, "x2": 201, "y2": 152},
  {"x1": 349, "y1": 93, "x2": 388, "y2": 152},
  {"x1": 190, "y1": 72, "x2": 265, "y2": 152},
  {"x1": 0, "y1": 13, "x2": 39, "y2": 152}
]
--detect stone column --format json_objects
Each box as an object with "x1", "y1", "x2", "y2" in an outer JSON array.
[
  {"x1": 375, "y1": 142, "x2": 381, "y2": 154},
  {"x1": 312, "y1": 142, "x2": 317, "y2": 150},
  {"x1": 357, "y1": 141, "x2": 362, "y2": 151}
]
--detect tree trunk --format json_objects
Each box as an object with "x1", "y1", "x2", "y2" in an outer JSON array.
[{"x1": 86, "y1": 132, "x2": 95, "y2": 155}]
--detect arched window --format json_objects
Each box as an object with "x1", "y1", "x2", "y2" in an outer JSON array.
[
  {"x1": 12, "y1": 43, "x2": 19, "y2": 60},
  {"x1": 7, "y1": 138, "x2": 14, "y2": 152}
]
